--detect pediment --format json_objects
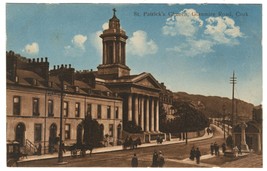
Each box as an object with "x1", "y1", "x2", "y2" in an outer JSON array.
[{"x1": 133, "y1": 73, "x2": 161, "y2": 89}]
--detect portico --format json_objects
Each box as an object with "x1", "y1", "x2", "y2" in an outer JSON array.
[{"x1": 126, "y1": 93, "x2": 160, "y2": 132}]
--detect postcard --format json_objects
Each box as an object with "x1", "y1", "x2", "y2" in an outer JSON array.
[{"x1": 5, "y1": 3, "x2": 262, "y2": 168}]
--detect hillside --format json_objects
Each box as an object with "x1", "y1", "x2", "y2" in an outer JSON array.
[{"x1": 173, "y1": 92, "x2": 255, "y2": 120}]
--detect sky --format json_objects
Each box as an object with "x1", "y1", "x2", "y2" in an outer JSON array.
[{"x1": 5, "y1": 3, "x2": 263, "y2": 106}]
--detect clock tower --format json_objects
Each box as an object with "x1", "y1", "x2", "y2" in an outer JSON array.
[{"x1": 97, "y1": 9, "x2": 130, "y2": 79}]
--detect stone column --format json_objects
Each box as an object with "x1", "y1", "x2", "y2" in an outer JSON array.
[
  {"x1": 134, "y1": 95, "x2": 139, "y2": 125},
  {"x1": 155, "y1": 99, "x2": 159, "y2": 132},
  {"x1": 128, "y1": 95, "x2": 132, "y2": 121},
  {"x1": 113, "y1": 41, "x2": 116, "y2": 63},
  {"x1": 240, "y1": 122, "x2": 249, "y2": 152},
  {"x1": 146, "y1": 97, "x2": 149, "y2": 132},
  {"x1": 151, "y1": 98, "x2": 154, "y2": 132},
  {"x1": 103, "y1": 41, "x2": 106, "y2": 64},
  {"x1": 118, "y1": 42, "x2": 121, "y2": 64},
  {"x1": 257, "y1": 132, "x2": 261, "y2": 152},
  {"x1": 140, "y1": 96, "x2": 144, "y2": 131}
]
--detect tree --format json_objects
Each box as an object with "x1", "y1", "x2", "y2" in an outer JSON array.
[
  {"x1": 160, "y1": 100, "x2": 209, "y2": 134},
  {"x1": 159, "y1": 102, "x2": 168, "y2": 132},
  {"x1": 82, "y1": 114, "x2": 103, "y2": 147}
]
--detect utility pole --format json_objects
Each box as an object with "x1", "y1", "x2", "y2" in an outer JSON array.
[
  {"x1": 222, "y1": 104, "x2": 226, "y2": 139},
  {"x1": 230, "y1": 71, "x2": 237, "y2": 128},
  {"x1": 58, "y1": 69, "x2": 67, "y2": 164}
]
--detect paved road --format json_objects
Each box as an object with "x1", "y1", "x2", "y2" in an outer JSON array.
[
  {"x1": 16, "y1": 125, "x2": 263, "y2": 167},
  {"x1": 17, "y1": 125, "x2": 223, "y2": 167}
]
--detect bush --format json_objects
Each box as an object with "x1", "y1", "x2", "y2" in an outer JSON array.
[{"x1": 124, "y1": 121, "x2": 142, "y2": 133}]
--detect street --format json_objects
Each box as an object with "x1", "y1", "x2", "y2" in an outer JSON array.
[{"x1": 18, "y1": 126, "x2": 225, "y2": 167}]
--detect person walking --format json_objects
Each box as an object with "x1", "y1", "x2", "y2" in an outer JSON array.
[
  {"x1": 62, "y1": 141, "x2": 66, "y2": 153},
  {"x1": 195, "y1": 148, "x2": 201, "y2": 164},
  {"x1": 151, "y1": 150, "x2": 158, "y2": 167},
  {"x1": 131, "y1": 153, "x2": 138, "y2": 167},
  {"x1": 222, "y1": 143, "x2": 226, "y2": 154},
  {"x1": 210, "y1": 143, "x2": 214, "y2": 155},
  {"x1": 157, "y1": 151, "x2": 165, "y2": 167},
  {"x1": 214, "y1": 142, "x2": 218, "y2": 156},
  {"x1": 189, "y1": 146, "x2": 195, "y2": 161},
  {"x1": 37, "y1": 143, "x2": 42, "y2": 155}
]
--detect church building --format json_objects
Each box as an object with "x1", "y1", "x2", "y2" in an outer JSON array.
[
  {"x1": 6, "y1": 9, "x2": 173, "y2": 155},
  {"x1": 96, "y1": 9, "x2": 163, "y2": 133}
]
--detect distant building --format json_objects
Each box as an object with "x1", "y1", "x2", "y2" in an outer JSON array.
[
  {"x1": 159, "y1": 82, "x2": 175, "y2": 121},
  {"x1": 6, "y1": 9, "x2": 174, "y2": 154}
]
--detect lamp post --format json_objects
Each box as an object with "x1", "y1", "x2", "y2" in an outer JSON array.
[{"x1": 58, "y1": 72, "x2": 64, "y2": 164}]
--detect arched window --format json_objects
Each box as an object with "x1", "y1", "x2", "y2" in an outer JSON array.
[{"x1": 15, "y1": 122, "x2": 26, "y2": 146}]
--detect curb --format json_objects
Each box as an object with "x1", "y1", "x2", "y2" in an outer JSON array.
[{"x1": 18, "y1": 130, "x2": 214, "y2": 163}]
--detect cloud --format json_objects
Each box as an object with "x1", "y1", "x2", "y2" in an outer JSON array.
[
  {"x1": 166, "y1": 39, "x2": 214, "y2": 57},
  {"x1": 127, "y1": 30, "x2": 158, "y2": 57},
  {"x1": 204, "y1": 16, "x2": 243, "y2": 45},
  {"x1": 64, "y1": 34, "x2": 87, "y2": 56},
  {"x1": 72, "y1": 34, "x2": 87, "y2": 50},
  {"x1": 23, "y1": 42, "x2": 39, "y2": 55},
  {"x1": 163, "y1": 8, "x2": 244, "y2": 57},
  {"x1": 102, "y1": 22, "x2": 109, "y2": 30},
  {"x1": 90, "y1": 31, "x2": 102, "y2": 55},
  {"x1": 162, "y1": 9, "x2": 203, "y2": 37}
]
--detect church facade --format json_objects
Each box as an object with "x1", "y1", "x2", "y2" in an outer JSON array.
[{"x1": 6, "y1": 10, "x2": 174, "y2": 154}]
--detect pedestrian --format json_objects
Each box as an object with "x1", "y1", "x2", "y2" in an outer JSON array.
[
  {"x1": 214, "y1": 142, "x2": 219, "y2": 156},
  {"x1": 37, "y1": 143, "x2": 42, "y2": 155},
  {"x1": 222, "y1": 143, "x2": 226, "y2": 154},
  {"x1": 131, "y1": 153, "x2": 138, "y2": 167},
  {"x1": 195, "y1": 147, "x2": 201, "y2": 164},
  {"x1": 157, "y1": 151, "x2": 165, "y2": 167},
  {"x1": 151, "y1": 150, "x2": 158, "y2": 167},
  {"x1": 62, "y1": 141, "x2": 66, "y2": 153},
  {"x1": 210, "y1": 143, "x2": 214, "y2": 155},
  {"x1": 189, "y1": 146, "x2": 195, "y2": 161}
]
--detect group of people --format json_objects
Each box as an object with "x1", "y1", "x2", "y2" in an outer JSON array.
[
  {"x1": 189, "y1": 146, "x2": 201, "y2": 164},
  {"x1": 210, "y1": 142, "x2": 226, "y2": 156},
  {"x1": 131, "y1": 150, "x2": 165, "y2": 167}
]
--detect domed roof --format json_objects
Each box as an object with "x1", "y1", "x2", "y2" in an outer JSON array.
[{"x1": 108, "y1": 8, "x2": 120, "y2": 29}]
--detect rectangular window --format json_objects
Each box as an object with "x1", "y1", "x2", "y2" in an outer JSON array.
[
  {"x1": 107, "y1": 106, "x2": 111, "y2": 119},
  {"x1": 75, "y1": 102, "x2": 80, "y2": 117},
  {"x1": 65, "y1": 124, "x2": 71, "y2": 140},
  {"x1": 109, "y1": 124, "x2": 113, "y2": 137},
  {"x1": 33, "y1": 98, "x2": 40, "y2": 116},
  {"x1": 115, "y1": 107, "x2": 119, "y2": 119},
  {"x1": 34, "y1": 124, "x2": 42, "y2": 142},
  {"x1": 97, "y1": 104, "x2": 101, "y2": 119},
  {"x1": 13, "y1": 96, "x2": 21, "y2": 115},
  {"x1": 86, "y1": 103, "x2": 92, "y2": 116},
  {"x1": 48, "y1": 100, "x2": 54, "y2": 117},
  {"x1": 63, "y1": 101, "x2": 68, "y2": 117}
]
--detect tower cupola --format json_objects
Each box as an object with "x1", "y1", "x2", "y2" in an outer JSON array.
[{"x1": 97, "y1": 9, "x2": 130, "y2": 79}]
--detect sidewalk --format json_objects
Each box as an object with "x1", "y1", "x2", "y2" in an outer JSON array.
[
  {"x1": 18, "y1": 129, "x2": 213, "y2": 163},
  {"x1": 18, "y1": 125, "x2": 262, "y2": 168}
]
